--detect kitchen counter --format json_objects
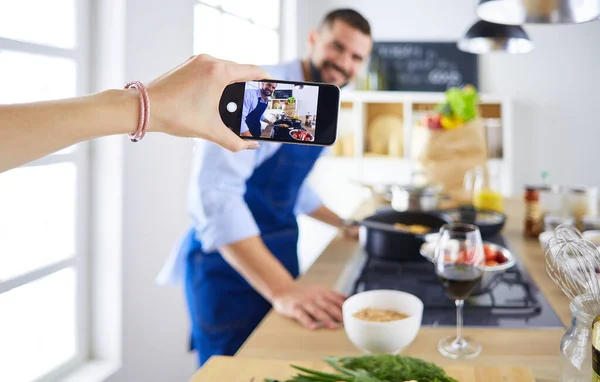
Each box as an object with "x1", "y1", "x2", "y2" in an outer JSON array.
[{"x1": 234, "y1": 198, "x2": 571, "y2": 382}]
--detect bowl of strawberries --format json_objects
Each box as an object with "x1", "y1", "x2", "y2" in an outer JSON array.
[
  {"x1": 477, "y1": 242, "x2": 516, "y2": 294},
  {"x1": 420, "y1": 240, "x2": 515, "y2": 294}
]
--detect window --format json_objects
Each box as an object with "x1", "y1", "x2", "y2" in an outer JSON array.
[
  {"x1": 194, "y1": 0, "x2": 281, "y2": 64},
  {"x1": 0, "y1": 0, "x2": 90, "y2": 381}
]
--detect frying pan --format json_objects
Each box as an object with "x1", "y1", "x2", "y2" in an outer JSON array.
[{"x1": 352, "y1": 210, "x2": 451, "y2": 262}]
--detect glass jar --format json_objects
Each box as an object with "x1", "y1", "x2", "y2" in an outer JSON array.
[
  {"x1": 560, "y1": 298, "x2": 595, "y2": 381},
  {"x1": 545, "y1": 214, "x2": 575, "y2": 232},
  {"x1": 464, "y1": 164, "x2": 504, "y2": 213},
  {"x1": 583, "y1": 215, "x2": 600, "y2": 231},
  {"x1": 565, "y1": 186, "x2": 599, "y2": 231},
  {"x1": 540, "y1": 185, "x2": 565, "y2": 216},
  {"x1": 524, "y1": 186, "x2": 543, "y2": 237}
]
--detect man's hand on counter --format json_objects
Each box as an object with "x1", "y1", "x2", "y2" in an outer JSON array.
[
  {"x1": 271, "y1": 283, "x2": 347, "y2": 330},
  {"x1": 219, "y1": 236, "x2": 346, "y2": 331}
]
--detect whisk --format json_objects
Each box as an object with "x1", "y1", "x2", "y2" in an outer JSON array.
[{"x1": 544, "y1": 224, "x2": 600, "y2": 316}]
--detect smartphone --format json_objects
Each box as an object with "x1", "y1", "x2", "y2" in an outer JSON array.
[{"x1": 219, "y1": 79, "x2": 340, "y2": 146}]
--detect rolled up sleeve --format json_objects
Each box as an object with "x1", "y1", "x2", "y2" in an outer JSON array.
[
  {"x1": 294, "y1": 180, "x2": 323, "y2": 216},
  {"x1": 293, "y1": 148, "x2": 329, "y2": 215},
  {"x1": 187, "y1": 141, "x2": 260, "y2": 252}
]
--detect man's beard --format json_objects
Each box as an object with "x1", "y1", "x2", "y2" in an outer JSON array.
[
  {"x1": 309, "y1": 60, "x2": 351, "y2": 88},
  {"x1": 261, "y1": 89, "x2": 272, "y2": 97}
]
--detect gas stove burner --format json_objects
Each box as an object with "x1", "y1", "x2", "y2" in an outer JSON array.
[{"x1": 350, "y1": 236, "x2": 563, "y2": 329}]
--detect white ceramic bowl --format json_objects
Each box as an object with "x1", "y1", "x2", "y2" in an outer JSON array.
[{"x1": 342, "y1": 290, "x2": 423, "y2": 354}]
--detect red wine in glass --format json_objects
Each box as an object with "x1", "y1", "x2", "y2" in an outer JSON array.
[
  {"x1": 437, "y1": 264, "x2": 484, "y2": 300},
  {"x1": 434, "y1": 223, "x2": 485, "y2": 360}
]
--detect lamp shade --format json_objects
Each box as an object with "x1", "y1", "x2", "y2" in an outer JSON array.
[
  {"x1": 477, "y1": 0, "x2": 600, "y2": 25},
  {"x1": 458, "y1": 20, "x2": 534, "y2": 54}
]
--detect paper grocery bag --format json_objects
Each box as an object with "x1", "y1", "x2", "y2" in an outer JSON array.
[
  {"x1": 284, "y1": 103, "x2": 296, "y2": 117},
  {"x1": 418, "y1": 118, "x2": 488, "y2": 208}
]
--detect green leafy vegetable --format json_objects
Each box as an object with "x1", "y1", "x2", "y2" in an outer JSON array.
[
  {"x1": 332, "y1": 355, "x2": 458, "y2": 382},
  {"x1": 434, "y1": 103, "x2": 452, "y2": 117},
  {"x1": 444, "y1": 85, "x2": 478, "y2": 122},
  {"x1": 264, "y1": 355, "x2": 457, "y2": 382}
]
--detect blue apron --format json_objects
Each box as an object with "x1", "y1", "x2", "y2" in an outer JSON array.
[
  {"x1": 245, "y1": 97, "x2": 268, "y2": 138},
  {"x1": 182, "y1": 143, "x2": 324, "y2": 367}
]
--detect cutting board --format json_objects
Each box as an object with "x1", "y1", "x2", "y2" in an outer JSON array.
[{"x1": 190, "y1": 356, "x2": 535, "y2": 382}]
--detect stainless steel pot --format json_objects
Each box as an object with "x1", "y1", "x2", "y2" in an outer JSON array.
[{"x1": 390, "y1": 184, "x2": 444, "y2": 212}]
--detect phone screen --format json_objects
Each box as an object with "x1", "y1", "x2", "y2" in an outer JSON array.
[{"x1": 219, "y1": 80, "x2": 340, "y2": 146}]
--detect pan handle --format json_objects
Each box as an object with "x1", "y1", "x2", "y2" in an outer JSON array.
[
  {"x1": 349, "y1": 219, "x2": 435, "y2": 236},
  {"x1": 346, "y1": 219, "x2": 400, "y2": 233}
]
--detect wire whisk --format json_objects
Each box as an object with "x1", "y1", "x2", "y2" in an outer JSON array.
[{"x1": 544, "y1": 224, "x2": 600, "y2": 316}]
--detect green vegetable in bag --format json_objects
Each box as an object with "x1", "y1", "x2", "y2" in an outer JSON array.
[{"x1": 445, "y1": 85, "x2": 478, "y2": 122}]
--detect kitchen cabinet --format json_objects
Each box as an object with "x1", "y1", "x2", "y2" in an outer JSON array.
[{"x1": 322, "y1": 91, "x2": 513, "y2": 195}]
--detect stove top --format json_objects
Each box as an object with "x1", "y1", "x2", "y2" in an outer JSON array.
[{"x1": 346, "y1": 236, "x2": 564, "y2": 329}]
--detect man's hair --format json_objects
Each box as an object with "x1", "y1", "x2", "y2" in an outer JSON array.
[{"x1": 319, "y1": 9, "x2": 371, "y2": 37}]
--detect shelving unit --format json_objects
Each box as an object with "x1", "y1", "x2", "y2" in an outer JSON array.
[{"x1": 323, "y1": 91, "x2": 513, "y2": 195}]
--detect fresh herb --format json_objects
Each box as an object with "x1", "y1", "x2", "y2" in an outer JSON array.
[
  {"x1": 264, "y1": 355, "x2": 457, "y2": 382},
  {"x1": 332, "y1": 355, "x2": 458, "y2": 382}
]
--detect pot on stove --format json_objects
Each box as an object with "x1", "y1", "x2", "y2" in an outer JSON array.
[
  {"x1": 390, "y1": 184, "x2": 446, "y2": 212},
  {"x1": 358, "y1": 210, "x2": 451, "y2": 262}
]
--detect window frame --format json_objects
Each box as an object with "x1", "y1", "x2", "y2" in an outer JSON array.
[{"x1": 0, "y1": 0, "x2": 92, "y2": 380}]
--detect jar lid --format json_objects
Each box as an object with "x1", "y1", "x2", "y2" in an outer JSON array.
[
  {"x1": 566, "y1": 186, "x2": 598, "y2": 194},
  {"x1": 524, "y1": 184, "x2": 562, "y2": 192}
]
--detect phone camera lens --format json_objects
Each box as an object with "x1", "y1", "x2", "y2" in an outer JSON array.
[{"x1": 226, "y1": 102, "x2": 237, "y2": 113}]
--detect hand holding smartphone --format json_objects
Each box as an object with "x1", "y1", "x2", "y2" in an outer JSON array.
[{"x1": 219, "y1": 80, "x2": 340, "y2": 146}]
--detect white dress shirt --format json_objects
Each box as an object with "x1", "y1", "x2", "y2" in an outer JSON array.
[
  {"x1": 240, "y1": 88, "x2": 269, "y2": 134},
  {"x1": 156, "y1": 59, "x2": 326, "y2": 286}
]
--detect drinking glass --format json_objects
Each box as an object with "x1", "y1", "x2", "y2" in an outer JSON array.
[{"x1": 434, "y1": 223, "x2": 485, "y2": 359}]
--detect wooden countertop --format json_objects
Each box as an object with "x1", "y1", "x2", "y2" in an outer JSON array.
[{"x1": 231, "y1": 198, "x2": 571, "y2": 381}]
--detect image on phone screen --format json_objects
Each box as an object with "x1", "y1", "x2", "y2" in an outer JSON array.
[
  {"x1": 219, "y1": 79, "x2": 339, "y2": 146},
  {"x1": 240, "y1": 81, "x2": 319, "y2": 143}
]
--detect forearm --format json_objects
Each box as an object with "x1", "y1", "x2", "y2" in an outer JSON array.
[
  {"x1": 0, "y1": 89, "x2": 139, "y2": 172},
  {"x1": 219, "y1": 236, "x2": 295, "y2": 301},
  {"x1": 307, "y1": 205, "x2": 343, "y2": 228}
]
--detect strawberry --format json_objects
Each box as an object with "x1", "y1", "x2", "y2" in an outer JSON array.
[{"x1": 486, "y1": 260, "x2": 499, "y2": 267}]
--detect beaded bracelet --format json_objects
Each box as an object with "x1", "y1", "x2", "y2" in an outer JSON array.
[{"x1": 124, "y1": 81, "x2": 150, "y2": 142}]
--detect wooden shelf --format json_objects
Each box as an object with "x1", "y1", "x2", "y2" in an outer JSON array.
[
  {"x1": 340, "y1": 101, "x2": 353, "y2": 110},
  {"x1": 364, "y1": 103, "x2": 404, "y2": 157},
  {"x1": 327, "y1": 91, "x2": 512, "y2": 194}
]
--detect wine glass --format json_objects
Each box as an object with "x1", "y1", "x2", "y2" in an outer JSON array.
[{"x1": 434, "y1": 223, "x2": 485, "y2": 359}]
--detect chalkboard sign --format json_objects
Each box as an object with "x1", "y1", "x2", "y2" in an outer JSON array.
[
  {"x1": 273, "y1": 89, "x2": 292, "y2": 99},
  {"x1": 372, "y1": 42, "x2": 478, "y2": 92}
]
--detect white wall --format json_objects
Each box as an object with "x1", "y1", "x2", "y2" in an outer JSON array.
[
  {"x1": 106, "y1": 0, "x2": 197, "y2": 381},
  {"x1": 297, "y1": 0, "x2": 600, "y2": 192}
]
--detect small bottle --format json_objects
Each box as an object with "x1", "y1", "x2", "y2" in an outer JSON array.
[
  {"x1": 592, "y1": 315, "x2": 600, "y2": 381},
  {"x1": 524, "y1": 185, "x2": 543, "y2": 237}
]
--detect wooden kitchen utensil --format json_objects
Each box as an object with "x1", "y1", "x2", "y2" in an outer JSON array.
[{"x1": 191, "y1": 356, "x2": 536, "y2": 382}]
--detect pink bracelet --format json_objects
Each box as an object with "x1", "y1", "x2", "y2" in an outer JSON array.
[{"x1": 124, "y1": 81, "x2": 150, "y2": 142}]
